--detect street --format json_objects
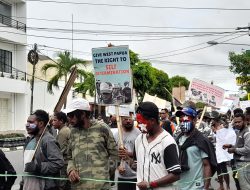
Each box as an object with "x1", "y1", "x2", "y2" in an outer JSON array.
[
  {"x1": 4, "y1": 149, "x2": 239, "y2": 190},
  {"x1": 5, "y1": 149, "x2": 23, "y2": 190}
]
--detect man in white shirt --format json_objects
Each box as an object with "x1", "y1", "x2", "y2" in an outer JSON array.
[{"x1": 134, "y1": 102, "x2": 181, "y2": 190}]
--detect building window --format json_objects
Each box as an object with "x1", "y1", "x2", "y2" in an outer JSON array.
[
  {"x1": 0, "y1": 1, "x2": 11, "y2": 17},
  {"x1": 0, "y1": 49, "x2": 12, "y2": 73}
]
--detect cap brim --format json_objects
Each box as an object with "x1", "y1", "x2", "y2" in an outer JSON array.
[
  {"x1": 176, "y1": 110, "x2": 192, "y2": 117},
  {"x1": 175, "y1": 110, "x2": 185, "y2": 117},
  {"x1": 62, "y1": 108, "x2": 76, "y2": 114}
]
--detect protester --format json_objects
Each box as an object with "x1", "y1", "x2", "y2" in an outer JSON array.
[
  {"x1": 198, "y1": 112, "x2": 212, "y2": 138},
  {"x1": 223, "y1": 113, "x2": 250, "y2": 190},
  {"x1": 175, "y1": 105, "x2": 217, "y2": 190},
  {"x1": 64, "y1": 98, "x2": 118, "y2": 190},
  {"x1": 116, "y1": 115, "x2": 140, "y2": 190},
  {"x1": 211, "y1": 113, "x2": 236, "y2": 190},
  {"x1": 135, "y1": 101, "x2": 181, "y2": 190},
  {"x1": 160, "y1": 108, "x2": 175, "y2": 136},
  {"x1": 245, "y1": 107, "x2": 250, "y2": 126},
  {"x1": 0, "y1": 149, "x2": 16, "y2": 190},
  {"x1": 22, "y1": 110, "x2": 64, "y2": 190},
  {"x1": 108, "y1": 115, "x2": 117, "y2": 128},
  {"x1": 52, "y1": 111, "x2": 71, "y2": 190}
]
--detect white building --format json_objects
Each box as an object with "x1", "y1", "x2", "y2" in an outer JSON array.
[{"x1": 0, "y1": 0, "x2": 28, "y2": 131}]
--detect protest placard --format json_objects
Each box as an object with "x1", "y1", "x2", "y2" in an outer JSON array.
[
  {"x1": 188, "y1": 78, "x2": 225, "y2": 107},
  {"x1": 92, "y1": 46, "x2": 132, "y2": 105}
]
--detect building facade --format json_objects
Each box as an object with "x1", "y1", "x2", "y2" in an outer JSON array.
[{"x1": 0, "y1": 0, "x2": 28, "y2": 131}]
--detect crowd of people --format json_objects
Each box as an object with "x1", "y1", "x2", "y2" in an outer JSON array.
[{"x1": 0, "y1": 98, "x2": 250, "y2": 190}]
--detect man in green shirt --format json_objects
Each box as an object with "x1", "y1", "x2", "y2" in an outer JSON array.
[
  {"x1": 64, "y1": 98, "x2": 118, "y2": 190},
  {"x1": 52, "y1": 111, "x2": 71, "y2": 190}
]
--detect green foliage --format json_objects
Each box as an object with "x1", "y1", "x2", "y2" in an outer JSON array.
[
  {"x1": 170, "y1": 75, "x2": 190, "y2": 90},
  {"x1": 0, "y1": 133, "x2": 25, "y2": 139},
  {"x1": 240, "y1": 94, "x2": 248, "y2": 101},
  {"x1": 148, "y1": 67, "x2": 172, "y2": 101},
  {"x1": 132, "y1": 61, "x2": 154, "y2": 99},
  {"x1": 74, "y1": 71, "x2": 95, "y2": 97},
  {"x1": 195, "y1": 102, "x2": 206, "y2": 109},
  {"x1": 129, "y1": 50, "x2": 140, "y2": 66},
  {"x1": 229, "y1": 51, "x2": 250, "y2": 92},
  {"x1": 41, "y1": 51, "x2": 87, "y2": 94}
]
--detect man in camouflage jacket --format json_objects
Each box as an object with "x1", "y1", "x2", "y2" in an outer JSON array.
[{"x1": 64, "y1": 98, "x2": 118, "y2": 190}]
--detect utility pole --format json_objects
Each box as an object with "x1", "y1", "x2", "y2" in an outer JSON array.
[
  {"x1": 72, "y1": 14, "x2": 74, "y2": 57},
  {"x1": 28, "y1": 43, "x2": 39, "y2": 114}
]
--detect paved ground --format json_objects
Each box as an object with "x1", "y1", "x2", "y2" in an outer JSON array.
[
  {"x1": 4, "y1": 149, "x2": 238, "y2": 190},
  {"x1": 4, "y1": 149, "x2": 23, "y2": 190}
]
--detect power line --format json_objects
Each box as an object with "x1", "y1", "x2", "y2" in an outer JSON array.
[
  {"x1": 25, "y1": 26, "x2": 239, "y2": 36},
  {"x1": 13, "y1": 16, "x2": 237, "y2": 30},
  {"x1": 0, "y1": 29, "x2": 247, "y2": 42},
  {"x1": 26, "y1": 0, "x2": 250, "y2": 11},
  {"x1": 144, "y1": 33, "x2": 248, "y2": 59},
  {"x1": 0, "y1": 39, "x2": 91, "y2": 56},
  {"x1": 141, "y1": 31, "x2": 243, "y2": 57},
  {"x1": 0, "y1": 25, "x2": 239, "y2": 37}
]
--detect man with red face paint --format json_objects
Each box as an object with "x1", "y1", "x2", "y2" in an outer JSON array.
[
  {"x1": 175, "y1": 105, "x2": 217, "y2": 190},
  {"x1": 134, "y1": 101, "x2": 181, "y2": 190}
]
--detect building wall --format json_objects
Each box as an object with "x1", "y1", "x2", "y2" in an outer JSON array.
[{"x1": 0, "y1": 0, "x2": 27, "y2": 132}]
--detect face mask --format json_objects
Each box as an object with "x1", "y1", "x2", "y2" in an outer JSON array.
[
  {"x1": 180, "y1": 121, "x2": 194, "y2": 133},
  {"x1": 136, "y1": 113, "x2": 148, "y2": 133},
  {"x1": 138, "y1": 123, "x2": 147, "y2": 133},
  {"x1": 26, "y1": 123, "x2": 37, "y2": 129},
  {"x1": 180, "y1": 115, "x2": 194, "y2": 133}
]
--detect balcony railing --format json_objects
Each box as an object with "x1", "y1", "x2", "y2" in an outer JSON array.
[
  {"x1": 0, "y1": 65, "x2": 27, "y2": 81},
  {"x1": 0, "y1": 14, "x2": 26, "y2": 32}
]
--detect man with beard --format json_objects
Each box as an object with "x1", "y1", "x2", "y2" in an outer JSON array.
[
  {"x1": 115, "y1": 115, "x2": 140, "y2": 190},
  {"x1": 64, "y1": 98, "x2": 118, "y2": 190},
  {"x1": 223, "y1": 113, "x2": 250, "y2": 190},
  {"x1": 175, "y1": 106, "x2": 217, "y2": 190},
  {"x1": 22, "y1": 110, "x2": 64, "y2": 190}
]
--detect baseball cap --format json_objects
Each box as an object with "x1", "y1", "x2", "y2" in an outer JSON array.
[
  {"x1": 176, "y1": 107, "x2": 197, "y2": 118},
  {"x1": 100, "y1": 82, "x2": 112, "y2": 93},
  {"x1": 136, "y1": 101, "x2": 159, "y2": 120},
  {"x1": 63, "y1": 98, "x2": 90, "y2": 113}
]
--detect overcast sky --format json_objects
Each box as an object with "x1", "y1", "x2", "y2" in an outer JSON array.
[{"x1": 26, "y1": 0, "x2": 250, "y2": 93}]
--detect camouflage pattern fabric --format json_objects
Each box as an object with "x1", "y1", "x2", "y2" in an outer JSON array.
[{"x1": 67, "y1": 120, "x2": 118, "y2": 190}]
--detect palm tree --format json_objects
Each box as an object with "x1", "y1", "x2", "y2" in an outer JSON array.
[
  {"x1": 74, "y1": 70, "x2": 95, "y2": 98},
  {"x1": 41, "y1": 51, "x2": 87, "y2": 107}
]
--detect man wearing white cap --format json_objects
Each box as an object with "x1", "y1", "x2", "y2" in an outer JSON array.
[
  {"x1": 99, "y1": 82, "x2": 114, "y2": 104},
  {"x1": 64, "y1": 98, "x2": 118, "y2": 190}
]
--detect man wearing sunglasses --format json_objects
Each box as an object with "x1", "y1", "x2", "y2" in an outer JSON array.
[
  {"x1": 175, "y1": 105, "x2": 217, "y2": 190},
  {"x1": 64, "y1": 98, "x2": 118, "y2": 190}
]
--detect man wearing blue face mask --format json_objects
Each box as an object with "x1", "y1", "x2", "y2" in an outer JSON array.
[{"x1": 175, "y1": 103, "x2": 217, "y2": 190}]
